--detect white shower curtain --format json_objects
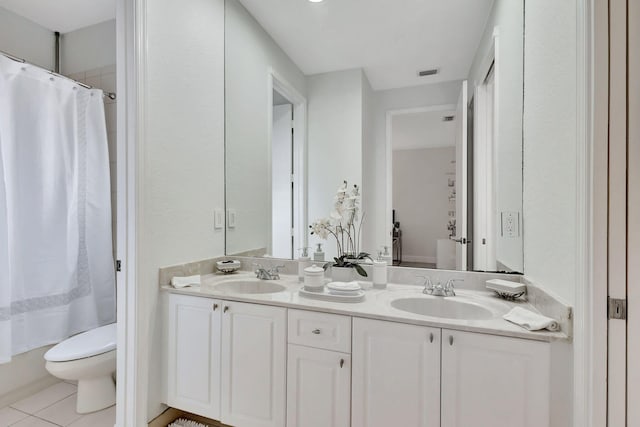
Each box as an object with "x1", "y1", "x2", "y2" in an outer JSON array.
[{"x1": 0, "y1": 55, "x2": 116, "y2": 363}]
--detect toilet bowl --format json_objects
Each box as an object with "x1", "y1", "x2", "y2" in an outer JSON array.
[{"x1": 44, "y1": 323, "x2": 117, "y2": 414}]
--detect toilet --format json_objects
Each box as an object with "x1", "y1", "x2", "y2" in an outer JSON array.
[{"x1": 44, "y1": 323, "x2": 117, "y2": 414}]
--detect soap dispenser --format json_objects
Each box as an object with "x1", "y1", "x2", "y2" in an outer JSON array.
[
  {"x1": 379, "y1": 246, "x2": 393, "y2": 265},
  {"x1": 297, "y1": 247, "x2": 311, "y2": 282},
  {"x1": 313, "y1": 243, "x2": 325, "y2": 262}
]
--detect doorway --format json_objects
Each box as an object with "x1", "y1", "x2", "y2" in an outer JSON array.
[{"x1": 268, "y1": 71, "x2": 307, "y2": 259}]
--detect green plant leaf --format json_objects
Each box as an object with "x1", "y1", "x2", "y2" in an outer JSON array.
[{"x1": 354, "y1": 263, "x2": 368, "y2": 277}]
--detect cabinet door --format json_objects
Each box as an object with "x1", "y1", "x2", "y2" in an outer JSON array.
[
  {"x1": 352, "y1": 318, "x2": 441, "y2": 427},
  {"x1": 441, "y1": 330, "x2": 550, "y2": 427},
  {"x1": 220, "y1": 301, "x2": 287, "y2": 427},
  {"x1": 166, "y1": 294, "x2": 221, "y2": 420},
  {"x1": 287, "y1": 344, "x2": 351, "y2": 427}
]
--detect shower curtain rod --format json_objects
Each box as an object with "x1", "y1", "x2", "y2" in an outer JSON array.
[{"x1": 0, "y1": 49, "x2": 117, "y2": 101}]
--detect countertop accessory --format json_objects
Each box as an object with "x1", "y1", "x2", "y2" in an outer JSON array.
[
  {"x1": 171, "y1": 275, "x2": 201, "y2": 288},
  {"x1": 486, "y1": 278, "x2": 526, "y2": 300},
  {"x1": 503, "y1": 307, "x2": 560, "y2": 331},
  {"x1": 313, "y1": 243, "x2": 325, "y2": 262},
  {"x1": 299, "y1": 287, "x2": 365, "y2": 303},
  {"x1": 297, "y1": 247, "x2": 312, "y2": 282},
  {"x1": 216, "y1": 259, "x2": 241, "y2": 274},
  {"x1": 303, "y1": 264, "x2": 326, "y2": 292},
  {"x1": 372, "y1": 260, "x2": 387, "y2": 288}
]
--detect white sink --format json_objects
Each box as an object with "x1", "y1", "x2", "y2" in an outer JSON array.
[
  {"x1": 390, "y1": 297, "x2": 494, "y2": 320},
  {"x1": 213, "y1": 279, "x2": 287, "y2": 294}
]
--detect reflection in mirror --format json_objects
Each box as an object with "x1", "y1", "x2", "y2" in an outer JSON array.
[{"x1": 225, "y1": 0, "x2": 524, "y2": 273}]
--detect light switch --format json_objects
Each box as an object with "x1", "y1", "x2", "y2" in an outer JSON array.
[
  {"x1": 227, "y1": 209, "x2": 237, "y2": 228},
  {"x1": 501, "y1": 211, "x2": 520, "y2": 238},
  {"x1": 214, "y1": 209, "x2": 224, "y2": 229}
]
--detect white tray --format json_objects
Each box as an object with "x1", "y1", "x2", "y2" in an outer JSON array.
[{"x1": 299, "y1": 288, "x2": 366, "y2": 303}]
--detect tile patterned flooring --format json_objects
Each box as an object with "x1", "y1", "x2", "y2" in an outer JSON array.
[{"x1": 0, "y1": 382, "x2": 115, "y2": 427}]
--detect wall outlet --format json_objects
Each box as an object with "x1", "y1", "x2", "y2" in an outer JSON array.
[
  {"x1": 214, "y1": 209, "x2": 224, "y2": 229},
  {"x1": 501, "y1": 211, "x2": 520, "y2": 238},
  {"x1": 227, "y1": 209, "x2": 237, "y2": 228}
]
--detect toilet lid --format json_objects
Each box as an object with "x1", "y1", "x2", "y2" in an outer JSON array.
[{"x1": 45, "y1": 323, "x2": 117, "y2": 362}]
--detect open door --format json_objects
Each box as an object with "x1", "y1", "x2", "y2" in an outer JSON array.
[
  {"x1": 454, "y1": 81, "x2": 468, "y2": 270},
  {"x1": 271, "y1": 102, "x2": 294, "y2": 258}
]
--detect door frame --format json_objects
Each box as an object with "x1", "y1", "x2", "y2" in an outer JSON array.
[
  {"x1": 267, "y1": 68, "x2": 307, "y2": 256},
  {"x1": 115, "y1": 0, "x2": 145, "y2": 424}
]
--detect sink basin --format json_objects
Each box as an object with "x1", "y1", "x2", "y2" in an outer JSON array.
[
  {"x1": 213, "y1": 280, "x2": 287, "y2": 294},
  {"x1": 390, "y1": 297, "x2": 494, "y2": 320}
]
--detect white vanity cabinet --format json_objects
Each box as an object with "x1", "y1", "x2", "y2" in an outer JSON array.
[
  {"x1": 352, "y1": 318, "x2": 442, "y2": 427},
  {"x1": 165, "y1": 294, "x2": 286, "y2": 427},
  {"x1": 220, "y1": 300, "x2": 287, "y2": 427},
  {"x1": 440, "y1": 329, "x2": 551, "y2": 427},
  {"x1": 287, "y1": 310, "x2": 352, "y2": 427},
  {"x1": 165, "y1": 294, "x2": 222, "y2": 420}
]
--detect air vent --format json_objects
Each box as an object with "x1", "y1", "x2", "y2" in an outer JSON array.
[
  {"x1": 418, "y1": 68, "x2": 438, "y2": 77},
  {"x1": 442, "y1": 115, "x2": 455, "y2": 122}
]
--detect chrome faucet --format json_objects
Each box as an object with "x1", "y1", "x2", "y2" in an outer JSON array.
[
  {"x1": 419, "y1": 276, "x2": 461, "y2": 297},
  {"x1": 254, "y1": 264, "x2": 284, "y2": 280}
]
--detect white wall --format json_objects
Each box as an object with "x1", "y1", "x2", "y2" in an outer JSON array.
[
  {"x1": 361, "y1": 71, "x2": 375, "y2": 256},
  {"x1": 307, "y1": 69, "x2": 365, "y2": 260},
  {"x1": 0, "y1": 7, "x2": 55, "y2": 70},
  {"x1": 225, "y1": 0, "x2": 306, "y2": 256},
  {"x1": 364, "y1": 81, "x2": 461, "y2": 255},
  {"x1": 142, "y1": 0, "x2": 225, "y2": 420},
  {"x1": 393, "y1": 147, "x2": 455, "y2": 263},
  {"x1": 468, "y1": 0, "x2": 524, "y2": 272},
  {"x1": 522, "y1": 0, "x2": 577, "y2": 305},
  {"x1": 61, "y1": 20, "x2": 116, "y2": 75}
]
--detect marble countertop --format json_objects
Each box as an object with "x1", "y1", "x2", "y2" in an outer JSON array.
[{"x1": 161, "y1": 271, "x2": 569, "y2": 343}]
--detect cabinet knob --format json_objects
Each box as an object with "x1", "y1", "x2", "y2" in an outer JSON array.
[
  {"x1": 224, "y1": 306, "x2": 230, "y2": 313},
  {"x1": 429, "y1": 333, "x2": 434, "y2": 343},
  {"x1": 449, "y1": 335, "x2": 454, "y2": 346},
  {"x1": 213, "y1": 303, "x2": 219, "y2": 311},
  {"x1": 312, "y1": 328, "x2": 321, "y2": 335},
  {"x1": 340, "y1": 358, "x2": 344, "y2": 368}
]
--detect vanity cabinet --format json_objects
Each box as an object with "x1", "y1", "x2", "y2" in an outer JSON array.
[
  {"x1": 220, "y1": 301, "x2": 287, "y2": 427},
  {"x1": 166, "y1": 294, "x2": 222, "y2": 420},
  {"x1": 440, "y1": 329, "x2": 550, "y2": 427},
  {"x1": 165, "y1": 294, "x2": 286, "y2": 427},
  {"x1": 286, "y1": 309, "x2": 352, "y2": 427},
  {"x1": 352, "y1": 318, "x2": 441, "y2": 427}
]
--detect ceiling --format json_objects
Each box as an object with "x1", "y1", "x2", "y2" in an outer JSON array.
[
  {"x1": 238, "y1": 0, "x2": 494, "y2": 91},
  {"x1": 0, "y1": 0, "x2": 115, "y2": 33},
  {"x1": 392, "y1": 110, "x2": 456, "y2": 151}
]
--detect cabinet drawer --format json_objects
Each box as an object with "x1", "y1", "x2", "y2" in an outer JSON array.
[{"x1": 288, "y1": 309, "x2": 351, "y2": 353}]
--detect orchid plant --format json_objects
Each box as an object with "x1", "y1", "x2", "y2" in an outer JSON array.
[{"x1": 309, "y1": 181, "x2": 370, "y2": 277}]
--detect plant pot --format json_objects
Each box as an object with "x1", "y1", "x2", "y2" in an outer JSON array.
[{"x1": 331, "y1": 266, "x2": 355, "y2": 282}]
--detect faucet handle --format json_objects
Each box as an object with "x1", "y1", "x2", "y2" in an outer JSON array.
[
  {"x1": 417, "y1": 275, "x2": 434, "y2": 294},
  {"x1": 444, "y1": 278, "x2": 463, "y2": 296}
]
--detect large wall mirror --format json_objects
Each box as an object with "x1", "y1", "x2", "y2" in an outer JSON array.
[{"x1": 225, "y1": 0, "x2": 524, "y2": 273}]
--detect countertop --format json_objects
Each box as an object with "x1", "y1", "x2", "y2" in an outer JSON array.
[{"x1": 161, "y1": 271, "x2": 569, "y2": 342}]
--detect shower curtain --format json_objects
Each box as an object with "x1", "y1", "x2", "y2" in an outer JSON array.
[{"x1": 0, "y1": 55, "x2": 116, "y2": 363}]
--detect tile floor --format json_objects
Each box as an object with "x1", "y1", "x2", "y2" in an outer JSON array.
[{"x1": 0, "y1": 382, "x2": 115, "y2": 427}]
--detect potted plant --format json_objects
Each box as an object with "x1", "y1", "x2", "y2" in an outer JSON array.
[{"x1": 309, "y1": 181, "x2": 371, "y2": 281}]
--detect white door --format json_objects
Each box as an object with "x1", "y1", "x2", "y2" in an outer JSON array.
[
  {"x1": 474, "y1": 66, "x2": 497, "y2": 271},
  {"x1": 454, "y1": 81, "x2": 468, "y2": 270},
  {"x1": 165, "y1": 294, "x2": 221, "y2": 420},
  {"x1": 287, "y1": 344, "x2": 351, "y2": 427},
  {"x1": 272, "y1": 103, "x2": 294, "y2": 258},
  {"x1": 352, "y1": 318, "x2": 440, "y2": 427},
  {"x1": 441, "y1": 330, "x2": 550, "y2": 427},
  {"x1": 220, "y1": 301, "x2": 287, "y2": 427}
]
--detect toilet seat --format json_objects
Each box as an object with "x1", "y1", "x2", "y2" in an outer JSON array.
[{"x1": 45, "y1": 323, "x2": 117, "y2": 362}]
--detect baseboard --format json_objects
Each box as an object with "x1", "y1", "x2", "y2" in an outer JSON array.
[{"x1": 0, "y1": 376, "x2": 60, "y2": 409}]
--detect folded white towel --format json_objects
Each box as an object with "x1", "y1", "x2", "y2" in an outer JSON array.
[
  {"x1": 503, "y1": 307, "x2": 560, "y2": 332},
  {"x1": 171, "y1": 275, "x2": 201, "y2": 288}
]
